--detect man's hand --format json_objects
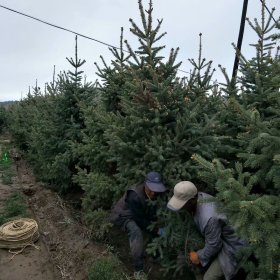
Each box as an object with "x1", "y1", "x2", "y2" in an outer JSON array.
[{"x1": 189, "y1": 251, "x2": 200, "y2": 265}]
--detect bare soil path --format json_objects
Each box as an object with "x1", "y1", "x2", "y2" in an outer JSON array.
[{"x1": 0, "y1": 151, "x2": 107, "y2": 280}]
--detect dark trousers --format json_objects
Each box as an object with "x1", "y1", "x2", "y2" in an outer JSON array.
[{"x1": 123, "y1": 220, "x2": 144, "y2": 272}]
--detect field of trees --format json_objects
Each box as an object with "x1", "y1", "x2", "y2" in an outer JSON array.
[{"x1": 1, "y1": 0, "x2": 279, "y2": 279}]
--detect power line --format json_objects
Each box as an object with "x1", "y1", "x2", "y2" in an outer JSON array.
[
  {"x1": 0, "y1": 4, "x2": 201, "y2": 78},
  {"x1": 1, "y1": 3, "x2": 259, "y2": 86},
  {"x1": 0, "y1": 4, "x2": 122, "y2": 51},
  {"x1": 259, "y1": 0, "x2": 278, "y2": 24}
]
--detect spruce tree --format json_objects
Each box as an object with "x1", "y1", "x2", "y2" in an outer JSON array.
[
  {"x1": 145, "y1": 33, "x2": 222, "y2": 277},
  {"x1": 193, "y1": 154, "x2": 280, "y2": 280},
  {"x1": 192, "y1": 3, "x2": 280, "y2": 278},
  {"x1": 74, "y1": 27, "x2": 131, "y2": 212},
  {"x1": 72, "y1": 30, "x2": 131, "y2": 237},
  {"x1": 10, "y1": 36, "x2": 95, "y2": 192},
  {"x1": 236, "y1": 3, "x2": 280, "y2": 194},
  {"x1": 104, "y1": 0, "x2": 221, "y2": 190},
  {"x1": 46, "y1": 36, "x2": 95, "y2": 191},
  {"x1": 99, "y1": 1, "x2": 222, "y2": 277}
]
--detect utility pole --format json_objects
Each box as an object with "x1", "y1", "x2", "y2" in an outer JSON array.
[{"x1": 232, "y1": 0, "x2": 249, "y2": 80}]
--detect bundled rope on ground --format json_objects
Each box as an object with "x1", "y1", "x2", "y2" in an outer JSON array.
[{"x1": 0, "y1": 218, "x2": 39, "y2": 249}]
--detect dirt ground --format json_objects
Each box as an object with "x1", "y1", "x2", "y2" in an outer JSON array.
[{"x1": 0, "y1": 155, "x2": 110, "y2": 280}]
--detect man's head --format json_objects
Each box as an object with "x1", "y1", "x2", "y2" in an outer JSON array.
[
  {"x1": 144, "y1": 171, "x2": 166, "y2": 200},
  {"x1": 167, "y1": 181, "x2": 198, "y2": 212}
]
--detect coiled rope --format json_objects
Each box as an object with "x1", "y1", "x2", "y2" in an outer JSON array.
[{"x1": 0, "y1": 218, "x2": 40, "y2": 258}]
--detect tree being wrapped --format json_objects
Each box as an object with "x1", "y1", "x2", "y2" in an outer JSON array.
[
  {"x1": 86, "y1": 0, "x2": 222, "y2": 276},
  {"x1": 104, "y1": 0, "x2": 221, "y2": 189}
]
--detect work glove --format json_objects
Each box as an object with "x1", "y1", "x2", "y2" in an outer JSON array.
[
  {"x1": 189, "y1": 251, "x2": 200, "y2": 265},
  {"x1": 157, "y1": 227, "x2": 165, "y2": 237}
]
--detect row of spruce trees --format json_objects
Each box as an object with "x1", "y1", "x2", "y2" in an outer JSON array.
[{"x1": 5, "y1": 1, "x2": 280, "y2": 279}]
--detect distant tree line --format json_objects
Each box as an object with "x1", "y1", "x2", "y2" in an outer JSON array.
[{"x1": 0, "y1": 101, "x2": 15, "y2": 107}]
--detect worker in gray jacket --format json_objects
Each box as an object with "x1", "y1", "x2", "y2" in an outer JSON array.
[{"x1": 167, "y1": 181, "x2": 247, "y2": 280}]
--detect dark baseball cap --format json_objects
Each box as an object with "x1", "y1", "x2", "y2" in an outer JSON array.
[{"x1": 145, "y1": 171, "x2": 167, "y2": 193}]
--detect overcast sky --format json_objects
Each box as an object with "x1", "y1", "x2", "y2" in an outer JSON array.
[{"x1": 0, "y1": 0, "x2": 279, "y2": 101}]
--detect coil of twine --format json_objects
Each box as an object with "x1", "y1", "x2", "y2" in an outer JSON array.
[{"x1": 0, "y1": 218, "x2": 39, "y2": 249}]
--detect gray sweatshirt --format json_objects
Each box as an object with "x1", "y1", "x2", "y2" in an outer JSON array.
[{"x1": 194, "y1": 192, "x2": 247, "y2": 280}]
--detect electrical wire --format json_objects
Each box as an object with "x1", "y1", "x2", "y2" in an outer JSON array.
[
  {"x1": 259, "y1": 0, "x2": 278, "y2": 24},
  {"x1": 0, "y1": 4, "x2": 122, "y2": 51},
  {"x1": 0, "y1": 4, "x2": 199, "y2": 77}
]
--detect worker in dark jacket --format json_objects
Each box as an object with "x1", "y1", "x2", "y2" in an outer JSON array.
[
  {"x1": 110, "y1": 171, "x2": 167, "y2": 276},
  {"x1": 167, "y1": 181, "x2": 247, "y2": 280}
]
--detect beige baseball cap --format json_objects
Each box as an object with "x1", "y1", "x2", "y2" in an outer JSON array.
[{"x1": 167, "y1": 181, "x2": 198, "y2": 211}]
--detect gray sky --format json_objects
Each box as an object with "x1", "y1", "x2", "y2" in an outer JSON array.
[{"x1": 0, "y1": 0, "x2": 279, "y2": 101}]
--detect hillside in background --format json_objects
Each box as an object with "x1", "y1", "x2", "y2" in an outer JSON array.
[{"x1": 0, "y1": 101, "x2": 16, "y2": 107}]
